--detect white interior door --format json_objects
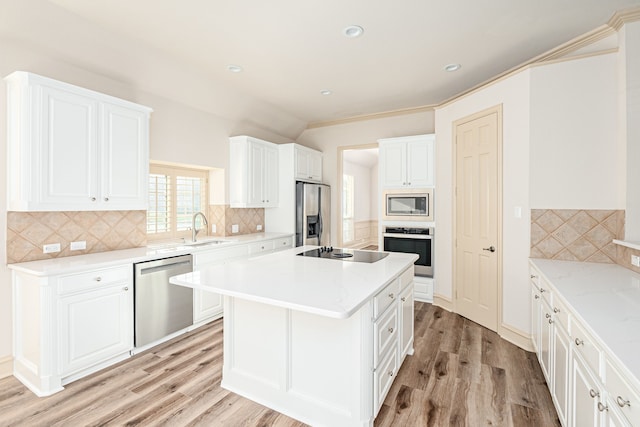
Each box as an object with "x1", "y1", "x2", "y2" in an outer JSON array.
[{"x1": 454, "y1": 106, "x2": 501, "y2": 332}]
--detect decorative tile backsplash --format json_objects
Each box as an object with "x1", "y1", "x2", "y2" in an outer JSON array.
[
  {"x1": 208, "y1": 205, "x2": 265, "y2": 237},
  {"x1": 6, "y1": 211, "x2": 147, "y2": 264},
  {"x1": 530, "y1": 209, "x2": 624, "y2": 263}
]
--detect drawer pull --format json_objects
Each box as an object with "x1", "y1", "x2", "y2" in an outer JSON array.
[
  {"x1": 387, "y1": 370, "x2": 394, "y2": 377},
  {"x1": 104, "y1": 197, "x2": 109, "y2": 202},
  {"x1": 589, "y1": 389, "x2": 600, "y2": 399},
  {"x1": 123, "y1": 287, "x2": 129, "y2": 291},
  {"x1": 597, "y1": 402, "x2": 609, "y2": 412},
  {"x1": 95, "y1": 277, "x2": 102, "y2": 282},
  {"x1": 90, "y1": 197, "x2": 96, "y2": 201},
  {"x1": 388, "y1": 327, "x2": 394, "y2": 334},
  {"x1": 548, "y1": 319, "x2": 554, "y2": 324},
  {"x1": 553, "y1": 307, "x2": 560, "y2": 313},
  {"x1": 545, "y1": 313, "x2": 551, "y2": 319},
  {"x1": 575, "y1": 338, "x2": 584, "y2": 346},
  {"x1": 616, "y1": 396, "x2": 631, "y2": 408},
  {"x1": 540, "y1": 288, "x2": 546, "y2": 293},
  {"x1": 388, "y1": 293, "x2": 395, "y2": 300},
  {"x1": 534, "y1": 294, "x2": 540, "y2": 299},
  {"x1": 401, "y1": 297, "x2": 406, "y2": 302},
  {"x1": 530, "y1": 274, "x2": 538, "y2": 279}
]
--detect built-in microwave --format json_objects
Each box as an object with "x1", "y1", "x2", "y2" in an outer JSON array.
[{"x1": 382, "y1": 189, "x2": 433, "y2": 221}]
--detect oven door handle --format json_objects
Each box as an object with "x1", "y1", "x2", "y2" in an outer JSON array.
[{"x1": 383, "y1": 233, "x2": 432, "y2": 239}]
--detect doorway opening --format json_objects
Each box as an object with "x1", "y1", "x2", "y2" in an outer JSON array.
[{"x1": 337, "y1": 144, "x2": 379, "y2": 249}]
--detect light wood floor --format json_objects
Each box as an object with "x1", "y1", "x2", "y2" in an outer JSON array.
[{"x1": 0, "y1": 302, "x2": 559, "y2": 426}]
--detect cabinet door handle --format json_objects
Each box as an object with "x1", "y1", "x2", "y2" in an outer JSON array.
[
  {"x1": 104, "y1": 197, "x2": 109, "y2": 202},
  {"x1": 534, "y1": 295, "x2": 540, "y2": 299},
  {"x1": 545, "y1": 313, "x2": 551, "y2": 319},
  {"x1": 388, "y1": 293, "x2": 395, "y2": 299},
  {"x1": 123, "y1": 287, "x2": 129, "y2": 291},
  {"x1": 388, "y1": 327, "x2": 394, "y2": 334},
  {"x1": 553, "y1": 307, "x2": 560, "y2": 313},
  {"x1": 575, "y1": 338, "x2": 584, "y2": 346},
  {"x1": 90, "y1": 197, "x2": 96, "y2": 202},
  {"x1": 616, "y1": 396, "x2": 631, "y2": 408},
  {"x1": 540, "y1": 288, "x2": 546, "y2": 293},
  {"x1": 589, "y1": 389, "x2": 600, "y2": 398},
  {"x1": 548, "y1": 319, "x2": 554, "y2": 324},
  {"x1": 530, "y1": 274, "x2": 538, "y2": 279},
  {"x1": 401, "y1": 297, "x2": 406, "y2": 302},
  {"x1": 94, "y1": 277, "x2": 102, "y2": 282},
  {"x1": 597, "y1": 402, "x2": 609, "y2": 412},
  {"x1": 387, "y1": 370, "x2": 394, "y2": 377}
]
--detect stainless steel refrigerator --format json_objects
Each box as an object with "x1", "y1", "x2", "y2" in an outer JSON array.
[{"x1": 296, "y1": 181, "x2": 331, "y2": 247}]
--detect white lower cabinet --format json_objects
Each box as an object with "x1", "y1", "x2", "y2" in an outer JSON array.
[
  {"x1": 59, "y1": 281, "x2": 133, "y2": 376},
  {"x1": 530, "y1": 261, "x2": 640, "y2": 427},
  {"x1": 12, "y1": 264, "x2": 133, "y2": 396}
]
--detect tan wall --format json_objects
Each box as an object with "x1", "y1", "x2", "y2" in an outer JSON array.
[{"x1": 208, "y1": 205, "x2": 265, "y2": 237}]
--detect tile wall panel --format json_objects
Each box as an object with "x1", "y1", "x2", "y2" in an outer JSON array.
[
  {"x1": 6, "y1": 211, "x2": 147, "y2": 263},
  {"x1": 530, "y1": 209, "x2": 624, "y2": 263},
  {"x1": 208, "y1": 205, "x2": 265, "y2": 237}
]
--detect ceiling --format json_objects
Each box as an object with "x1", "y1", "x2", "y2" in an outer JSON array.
[{"x1": 5, "y1": 0, "x2": 640, "y2": 127}]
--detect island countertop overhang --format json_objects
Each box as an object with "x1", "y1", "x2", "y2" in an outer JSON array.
[{"x1": 170, "y1": 246, "x2": 418, "y2": 319}]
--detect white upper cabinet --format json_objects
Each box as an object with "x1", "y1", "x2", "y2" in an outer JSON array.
[
  {"x1": 378, "y1": 134, "x2": 434, "y2": 188},
  {"x1": 229, "y1": 135, "x2": 279, "y2": 208},
  {"x1": 294, "y1": 145, "x2": 322, "y2": 182},
  {"x1": 5, "y1": 71, "x2": 152, "y2": 211}
]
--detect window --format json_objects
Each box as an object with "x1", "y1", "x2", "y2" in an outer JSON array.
[
  {"x1": 342, "y1": 174, "x2": 355, "y2": 243},
  {"x1": 148, "y1": 163, "x2": 209, "y2": 240}
]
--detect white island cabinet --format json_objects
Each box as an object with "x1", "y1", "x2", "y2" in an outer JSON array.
[{"x1": 171, "y1": 247, "x2": 418, "y2": 427}]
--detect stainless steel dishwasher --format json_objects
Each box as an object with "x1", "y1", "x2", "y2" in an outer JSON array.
[{"x1": 134, "y1": 254, "x2": 194, "y2": 348}]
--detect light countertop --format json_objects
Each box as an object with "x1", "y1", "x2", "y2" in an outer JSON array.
[
  {"x1": 171, "y1": 246, "x2": 418, "y2": 319},
  {"x1": 530, "y1": 258, "x2": 640, "y2": 382},
  {"x1": 8, "y1": 232, "x2": 293, "y2": 276}
]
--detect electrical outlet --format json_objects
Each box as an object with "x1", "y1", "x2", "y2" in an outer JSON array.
[
  {"x1": 211, "y1": 224, "x2": 217, "y2": 233},
  {"x1": 257, "y1": 224, "x2": 263, "y2": 231},
  {"x1": 70, "y1": 241, "x2": 86, "y2": 251},
  {"x1": 632, "y1": 255, "x2": 640, "y2": 267},
  {"x1": 43, "y1": 243, "x2": 61, "y2": 254},
  {"x1": 232, "y1": 224, "x2": 239, "y2": 233}
]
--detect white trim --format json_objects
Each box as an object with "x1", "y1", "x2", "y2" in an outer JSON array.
[
  {"x1": 613, "y1": 239, "x2": 640, "y2": 251},
  {"x1": 433, "y1": 293, "x2": 453, "y2": 311},
  {"x1": 500, "y1": 323, "x2": 534, "y2": 352},
  {"x1": 0, "y1": 356, "x2": 13, "y2": 379}
]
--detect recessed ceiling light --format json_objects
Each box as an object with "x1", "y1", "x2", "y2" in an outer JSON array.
[
  {"x1": 444, "y1": 63, "x2": 462, "y2": 72},
  {"x1": 227, "y1": 65, "x2": 243, "y2": 73},
  {"x1": 320, "y1": 89, "x2": 332, "y2": 96},
  {"x1": 343, "y1": 25, "x2": 364, "y2": 38}
]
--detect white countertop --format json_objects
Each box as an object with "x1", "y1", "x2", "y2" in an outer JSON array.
[
  {"x1": 530, "y1": 258, "x2": 640, "y2": 381},
  {"x1": 8, "y1": 232, "x2": 292, "y2": 276},
  {"x1": 170, "y1": 246, "x2": 418, "y2": 319}
]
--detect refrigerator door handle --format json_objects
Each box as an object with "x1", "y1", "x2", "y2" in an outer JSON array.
[{"x1": 317, "y1": 192, "x2": 323, "y2": 243}]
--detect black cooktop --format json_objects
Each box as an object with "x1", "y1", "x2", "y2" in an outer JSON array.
[{"x1": 297, "y1": 247, "x2": 389, "y2": 263}]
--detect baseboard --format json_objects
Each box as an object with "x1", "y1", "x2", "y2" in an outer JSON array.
[
  {"x1": 432, "y1": 293, "x2": 453, "y2": 311},
  {"x1": 500, "y1": 323, "x2": 534, "y2": 352},
  {"x1": 0, "y1": 356, "x2": 12, "y2": 379}
]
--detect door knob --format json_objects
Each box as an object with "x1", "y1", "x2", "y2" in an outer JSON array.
[{"x1": 483, "y1": 246, "x2": 496, "y2": 252}]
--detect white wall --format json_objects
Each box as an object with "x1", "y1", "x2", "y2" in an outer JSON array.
[
  {"x1": 530, "y1": 53, "x2": 622, "y2": 209},
  {"x1": 370, "y1": 164, "x2": 379, "y2": 220},
  {"x1": 297, "y1": 111, "x2": 436, "y2": 246},
  {"x1": 435, "y1": 70, "x2": 532, "y2": 335},
  {"x1": 343, "y1": 160, "x2": 372, "y2": 222}
]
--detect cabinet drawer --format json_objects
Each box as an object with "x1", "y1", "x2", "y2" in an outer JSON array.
[
  {"x1": 606, "y1": 358, "x2": 640, "y2": 425},
  {"x1": 194, "y1": 245, "x2": 248, "y2": 267},
  {"x1": 571, "y1": 320, "x2": 601, "y2": 377},
  {"x1": 374, "y1": 280, "x2": 400, "y2": 319},
  {"x1": 58, "y1": 266, "x2": 130, "y2": 295},
  {"x1": 248, "y1": 240, "x2": 275, "y2": 255},
  {"x1": 374, "y1": 303, "x2": 398, "y2": 366},
  {"x1": 374, "y1": 347, "x2": 398, "y2": 415},
  {"x1": 273, "y1": 237, "x2": 293, "y2": 251}
]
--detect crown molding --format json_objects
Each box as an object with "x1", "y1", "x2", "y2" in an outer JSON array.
[
  {"x1": 306, "y1": 105, "x2": 435, "y2": 130},
  {"x1": 608, "y1": 6, "x2": 640, "y2": 30}
]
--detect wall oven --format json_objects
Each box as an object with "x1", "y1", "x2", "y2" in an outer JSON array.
[
  {"x1": 382, "y1": 189, "x2": 433, "y2": 221},
  {"x1": 383, "y1": 227, "x2": 433, "y2": 277}
]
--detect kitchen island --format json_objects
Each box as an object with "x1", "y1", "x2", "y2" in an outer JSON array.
[{"x1": 170, "y1": 246, "x2": 418, "y2": 427}]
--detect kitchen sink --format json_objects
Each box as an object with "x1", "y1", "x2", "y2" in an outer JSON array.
[{"x1": 184, "y1": 240, "x2": 227, "y2": 247}]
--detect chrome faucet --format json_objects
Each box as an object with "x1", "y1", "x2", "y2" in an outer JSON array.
[{"x1": 191, "y1": 212, "x2": 208, "y2": 242}]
